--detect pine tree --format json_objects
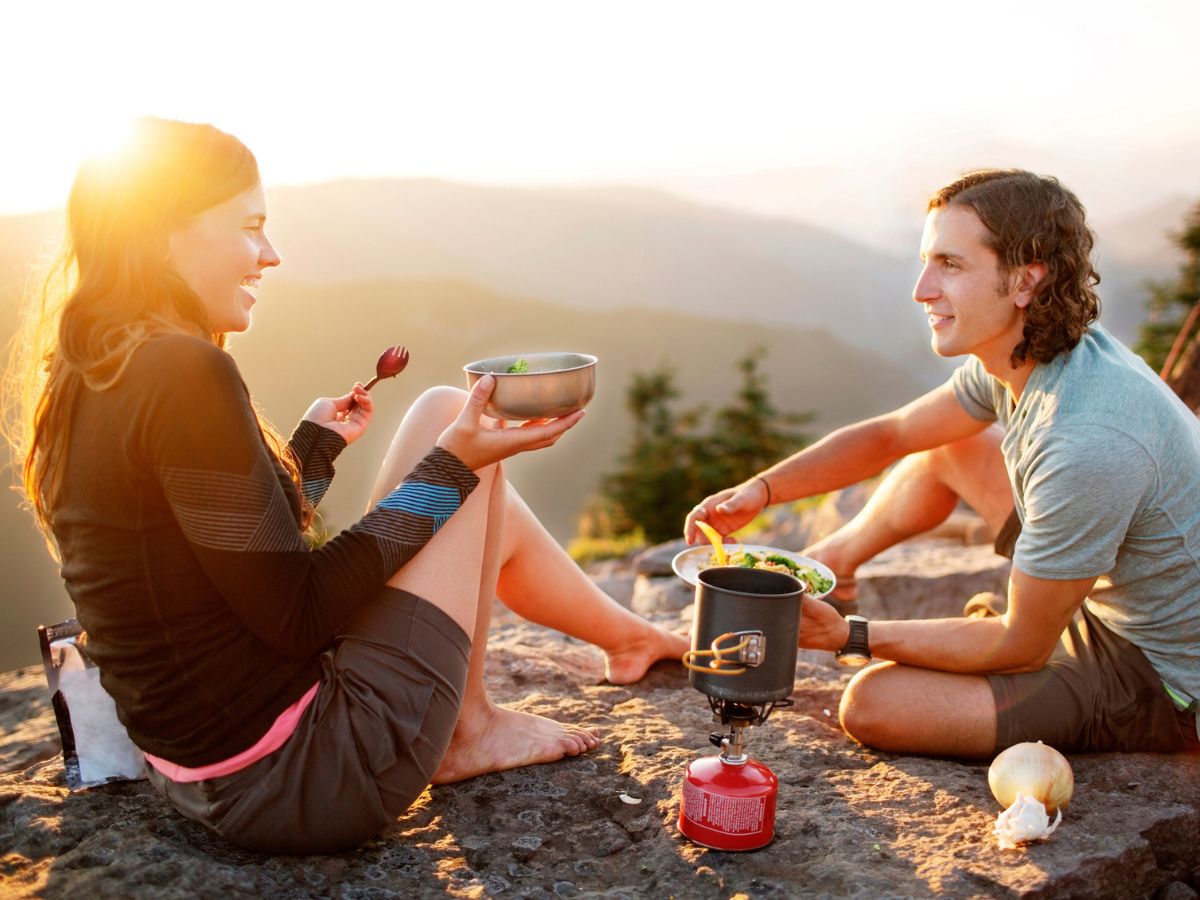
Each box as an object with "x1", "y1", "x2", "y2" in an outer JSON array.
[
  {"x1": 599, "y1": 365, "x2": 700, "y2": 542},
  {"x1": 1135, "y1": 202, "x2": 1200, "y2": 378},
  {"x1": 700, "y1": 353, "x2": 812, "y2": 491},
  {"x1": 598, "y1": 351, "x2": 811, "y2": 543}
]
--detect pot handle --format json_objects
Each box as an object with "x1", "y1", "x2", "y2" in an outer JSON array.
[{"x1": 680, "y1": 630, "x2": 765, "y2": 675}]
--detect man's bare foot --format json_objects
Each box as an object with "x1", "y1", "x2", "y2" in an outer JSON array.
[
  {"x1": 603, "y1": 623, "x2": 690, "y2": 685},
  {"x1": 431, "y1": 703, "x2": 600, "y2": 784},
  {"x1": 801, "y1": 539, "x2": 859, "y2": 604}
]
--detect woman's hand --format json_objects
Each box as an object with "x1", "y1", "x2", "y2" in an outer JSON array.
[
  {"x1": 683, "y1": 478, "x2": 769, "y2": 545},
  {"x1": 302, "y1": 383, "x2": 373, "y2": 445},
  {"x1": 436, "y1": 375, "x2": 584, "y2": 470}
]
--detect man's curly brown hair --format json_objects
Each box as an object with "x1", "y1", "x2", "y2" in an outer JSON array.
[{"x1": 928, "y1": 169, "x2": 1101, "y2": 366}]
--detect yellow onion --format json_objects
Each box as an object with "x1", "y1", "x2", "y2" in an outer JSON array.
[{"x1": 988, "y1": 741, "x2": 1074, "y2": 814}]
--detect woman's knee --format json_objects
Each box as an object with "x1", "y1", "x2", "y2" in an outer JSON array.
[
  {"x1": 370, "y1": 386, "x2": 474, "y2": 507},
  {"x1": 403, "y1": 385, "x2": 467, "y2": 429},
  {"x1": 387, "y1": 386, "x2": 468, "y2": 453}
]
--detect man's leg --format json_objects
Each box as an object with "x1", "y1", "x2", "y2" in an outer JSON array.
[
  {"x1": 804, "y1": 425, "x2": 1013, "y2": 593},
  {"x1": 838, "y1": 662, "x2": 997, "y2": 757}
]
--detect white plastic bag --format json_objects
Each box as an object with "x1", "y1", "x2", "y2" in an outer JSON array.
[{"x1": 38, "y1": 620, "x2": 145, "y2": 790}]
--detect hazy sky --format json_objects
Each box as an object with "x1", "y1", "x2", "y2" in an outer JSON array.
[{"x1": 3, "y1": 0, "x2": 1198, "y2": 218}]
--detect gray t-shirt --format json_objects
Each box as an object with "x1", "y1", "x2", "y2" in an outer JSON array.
[{"x1": 951, "y1": 325, "x2": 1200, "y2": 708}]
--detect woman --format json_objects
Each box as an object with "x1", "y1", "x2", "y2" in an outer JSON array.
[{"x1": 6, "y1": 117, "x2": 686, "y2": 854}]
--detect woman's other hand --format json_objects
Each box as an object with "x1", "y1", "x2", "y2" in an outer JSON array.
[
  {"x1": 436, "y1": 375, "x2": 584, "y2": 470},
  {"x1": 683, "y1": 478, "x2": 769, "y2": 545},
  {"x1": 303, "y1": 383, "x2": 373, "y2": 444}
]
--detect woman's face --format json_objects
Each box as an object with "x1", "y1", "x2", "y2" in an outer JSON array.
[{"x1": 167, "y1": 183, "x2": 281, "y2": 333}]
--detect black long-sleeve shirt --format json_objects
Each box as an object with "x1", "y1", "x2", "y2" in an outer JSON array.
[{"x1": 52, "y1": 334, "x2": 478, "y2": 767}]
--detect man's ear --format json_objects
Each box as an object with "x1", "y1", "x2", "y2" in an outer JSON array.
[{"x1": 1013, "y1": 262, "x2": 1048, "y2": 309}]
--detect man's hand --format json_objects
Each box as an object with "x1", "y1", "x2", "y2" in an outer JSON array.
[
  {"x1": 437, "y1": 374, "x2": 584, "y2": 470},
  {"x1": 303, "y1": 383, "x2": 373, "y2": 445},
  {"x1": 684, "y1": 478, "x2": 769, "y2": 545},
  {"x1": 797, "y1": 595, "x2": 851, "y2": 653}
]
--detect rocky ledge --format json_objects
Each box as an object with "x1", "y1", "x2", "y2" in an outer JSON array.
[{"x1": 2, "y1": 529, "x2": 1198, "y2": 899}]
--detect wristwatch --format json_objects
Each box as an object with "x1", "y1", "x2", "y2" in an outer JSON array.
[{"x1": 835, "y1": 615, "x2": 871, "y2": 667}]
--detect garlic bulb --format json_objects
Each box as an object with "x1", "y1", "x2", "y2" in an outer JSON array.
[
  {"x1": 994, "y1": 793, "x2": 1062, "y2": 850},
  {"x1": 987, "y1": 741, "x2": 1074, "y2": 849}
]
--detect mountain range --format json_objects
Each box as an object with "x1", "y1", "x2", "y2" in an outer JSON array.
[{"x1": 0, "y1": 177, "x2": 1191, "y2": 670}]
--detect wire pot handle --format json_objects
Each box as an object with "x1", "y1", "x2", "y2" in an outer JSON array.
[{"x1": 680, "y1": 631, "x2": 754, "y2": 675}]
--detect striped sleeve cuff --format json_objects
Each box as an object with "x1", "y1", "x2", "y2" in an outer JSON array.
[
  {"x1": 286, "y1": 420, "x2": 348, "y2": 508},
  {"x1": 349, "y1": 446, "x2": 480, "y2": 573}
]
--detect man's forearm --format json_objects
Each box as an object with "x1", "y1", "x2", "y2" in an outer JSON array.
[
  {"x1": 868, "y1": 617, "x2": 1048, "y2": 674},
  {"x1": 759, "y1": 417, "x2": 904, "y2": 504},
  {"x1": 755, "y1": 381, "x2": 992, "y2": 506}
]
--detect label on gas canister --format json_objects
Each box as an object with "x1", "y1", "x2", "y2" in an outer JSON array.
[{"x1": 681, "y1": 779, "x2": 766, "y2": 834}]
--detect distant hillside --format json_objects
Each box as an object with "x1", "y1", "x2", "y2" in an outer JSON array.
[
  {"x1": 260, "y1": 179, "x2": 941, "y2": 381},
  {"x1": 0, "y1": 277, "x2": 924, "y2": 671},
  {"x1": 232, "y1": 279, "x2": 926, "y2": 539},
  {"x1": 0, "y1": 173, "x2": 1191, "y2": 671},
  {"x1": 1094, "y1": 194, "x2": 1194, "y2": 267},
  {"x1": 2, "y1": 177, "x2": 1189, "y2": 372}
]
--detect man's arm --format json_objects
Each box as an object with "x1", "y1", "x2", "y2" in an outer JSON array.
[
  {"x1": 687, "y1": 381, "x2": 990, "y2": 542},
  {"x1": 763, "y1": 380, "x2": 989, "y2": 501},
  {"x1": 801, "y1": 566, "x2": 1096, "y2": 673}
]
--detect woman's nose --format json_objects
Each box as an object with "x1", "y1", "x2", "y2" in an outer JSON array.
[{"x1": 260, "y1": 237, "x2": 282, "y2": 269}]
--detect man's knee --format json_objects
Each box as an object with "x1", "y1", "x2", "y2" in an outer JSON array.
[
  {"x1": 838, "y1": 662, "x2": 999, "y2": 756},
  {"x1": 928, "y1": 427, "x2": 1012, "y2": 534},
  {"x1": 837, "y1": 662, "x2": 899, "y2": 747}
]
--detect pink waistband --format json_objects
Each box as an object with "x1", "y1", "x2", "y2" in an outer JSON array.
[{"x1": 145, "y1": 681, "x2": 320, "y2": 783}]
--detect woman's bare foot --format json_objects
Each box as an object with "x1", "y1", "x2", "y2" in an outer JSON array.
[
  {"x1": 602, "y1": 623, "x2": 690, "y2": 685},
  {"x1": 431, "y1": 702, "x2": 600, "y2": 784}
]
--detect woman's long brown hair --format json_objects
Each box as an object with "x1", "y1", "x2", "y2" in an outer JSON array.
[{"x1": 3, "y1": 117, "x2": 308, "y2": 556}]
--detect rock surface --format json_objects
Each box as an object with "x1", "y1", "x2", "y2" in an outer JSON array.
[{"x1": 2, "y1": 536, "x2": 1198, "y2": 899}]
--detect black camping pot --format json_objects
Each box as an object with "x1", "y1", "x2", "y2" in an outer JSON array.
[{"x1": 688, "y1": 566, "x2": 805, "y2": 703}]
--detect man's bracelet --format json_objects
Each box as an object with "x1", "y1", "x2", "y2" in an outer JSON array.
[{"x1": 754, "y1": 474, "x2": 772, "y2": 506}]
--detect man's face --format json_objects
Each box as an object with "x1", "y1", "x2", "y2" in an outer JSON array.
[{"x1": 913, "y1": 205, "x2": 1028, "y2": 368}]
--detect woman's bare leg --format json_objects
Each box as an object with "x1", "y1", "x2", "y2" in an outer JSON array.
[
  {"x1": 496, "y1": 486, "x2": 688, "y2": 684},
  {"x1": 368, "y1": 387, "x2": 597, "y2": 782},
  {"x1": 429, "y1": 470, "x2": 598, "y2": 784}
]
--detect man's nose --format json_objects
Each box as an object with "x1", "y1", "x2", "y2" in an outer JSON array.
[{"x1": 913, "y1": 265, "x2": 938, "y2": 304}]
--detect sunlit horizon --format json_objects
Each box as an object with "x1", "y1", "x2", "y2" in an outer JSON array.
[{"x1": 4, "y1": 0, "x2": 1199, "y2": 229}]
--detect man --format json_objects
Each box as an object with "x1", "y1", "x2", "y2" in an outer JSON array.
[{"x1": 686, "y1": 170, "x2": 1199, "y2": 757}]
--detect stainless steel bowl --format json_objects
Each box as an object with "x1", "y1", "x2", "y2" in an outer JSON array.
[{"x1": 463, "y1": 352, "x2": 598, "y2": 421}]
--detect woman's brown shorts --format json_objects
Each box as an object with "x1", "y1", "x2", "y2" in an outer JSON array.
[
  {"x1": 988, "y1": 510, "x2": 1198, "y2": 754},
  {"x1": 146, "y1": 586, "x2": 471, "y2": 854}
]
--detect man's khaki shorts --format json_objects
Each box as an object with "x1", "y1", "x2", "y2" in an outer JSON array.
[{"x1": 988, "y1": 510, "x2": 1198, "y2": 754}]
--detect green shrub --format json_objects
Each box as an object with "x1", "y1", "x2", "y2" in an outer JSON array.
[{"x1": 592, "y1": 350, "x2": 812, "y2": 544}]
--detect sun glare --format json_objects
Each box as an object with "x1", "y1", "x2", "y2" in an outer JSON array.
[{"x1": 79, "y1": 119, "x2": 139, "y2": 167}]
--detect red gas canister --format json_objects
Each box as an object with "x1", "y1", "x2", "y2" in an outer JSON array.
[{"x1": 678, "y1": 753, "x2": 778, "y2": 851}]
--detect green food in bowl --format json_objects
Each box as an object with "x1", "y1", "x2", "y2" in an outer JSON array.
[{"x1": 506, "y1": 358, "x2": 530, "y2": 374}]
